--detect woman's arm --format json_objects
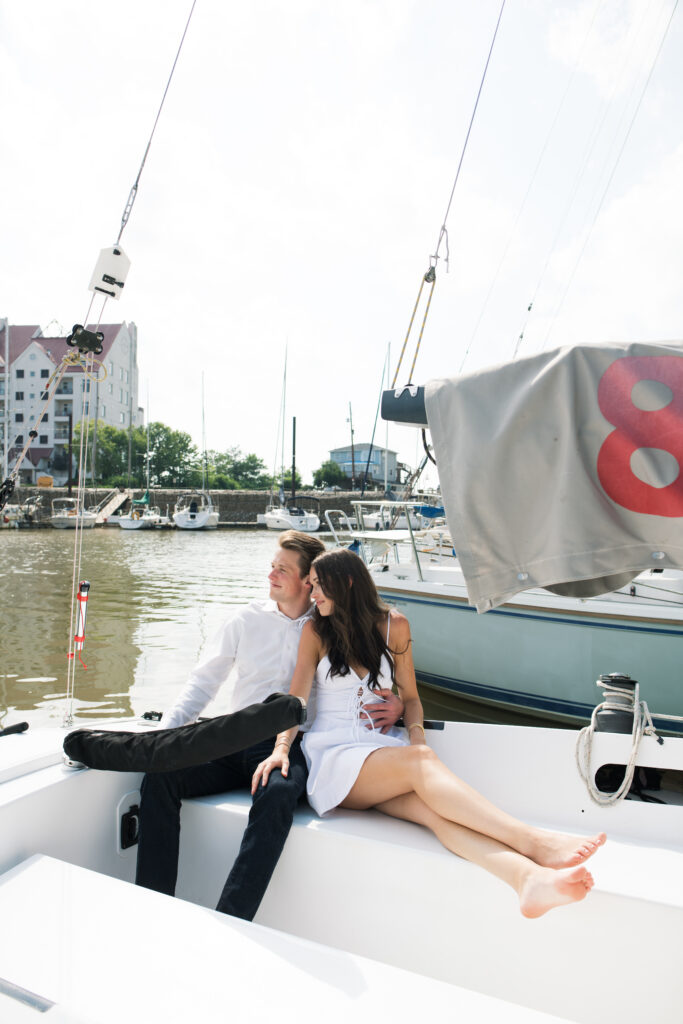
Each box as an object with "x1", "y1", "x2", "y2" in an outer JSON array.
[
  {"x1": 251, "y1": 620, "x2": 321, "y2": 792},
  {"x1": 389, "y1": 611, "x2": 426, "y2": 746}
]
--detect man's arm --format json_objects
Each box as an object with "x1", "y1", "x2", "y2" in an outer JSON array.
[{"x1": 160, "y1": 614, "x2": 242, "y2": 729}]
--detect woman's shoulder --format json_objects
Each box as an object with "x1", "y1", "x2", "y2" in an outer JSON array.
[{"x1": 386, "y1": 607, "x2": 411, "y2": 642}]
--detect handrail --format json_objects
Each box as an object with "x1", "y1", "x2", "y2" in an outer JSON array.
[{"x1": 351, "y1": 499, "x2": 424, "y2": 582}]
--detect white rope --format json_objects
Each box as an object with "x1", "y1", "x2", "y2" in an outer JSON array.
[{"x1": 575, "y1": 675, "x2": 683, "y2": 806}]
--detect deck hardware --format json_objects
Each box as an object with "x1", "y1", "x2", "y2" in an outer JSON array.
[{"x1": 120, "y1": 804, "x2": 140, "y2": 850}]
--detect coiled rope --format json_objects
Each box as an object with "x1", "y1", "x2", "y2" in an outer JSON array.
[{"x1": 575, "y1": 674, "x2": 683, "y2": 806}]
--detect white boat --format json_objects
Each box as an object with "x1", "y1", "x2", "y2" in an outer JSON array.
[
  {"x1": 262, "y1": 502, "x2": 320, "y2": 532},
  {"x1": 333, "y1": 499, "x2": 683, "y2": 734},
  {"x1": 49, "y1": 497, "x2": 97, "y2": 529},
  {"x1": 172, "y1": 490, "x2": 219, "y2": 530},
  {"x1": 118, "y1": 506, "x2": 164, "y2": 530},
  {"x1": 0, "y1": 698, "x2": 681, "y2": 1023}
]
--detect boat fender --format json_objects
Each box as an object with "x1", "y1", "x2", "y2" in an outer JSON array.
[{"x1": 62, "y1": 693, "x2": 307, "y2": 773}]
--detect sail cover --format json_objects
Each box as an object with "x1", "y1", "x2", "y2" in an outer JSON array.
[
  {"x1": 63, "y1": 693, "x2": 306, "y2": 772},
  {"x1": 425, "y1": 342, "x2": 683, "y2": 612}
]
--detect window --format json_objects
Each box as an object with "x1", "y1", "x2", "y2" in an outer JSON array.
[
  {"x1": 16, "y1": 369, "x2": 24, "y2": 379},
  {"x1": 39, "y1": 434, "x2": 48, "y2": 444},
  {"x1": 125, "y1": 369, "x2": 129, "y2": 383},
  {"x1": 15, "y1": 391, "x2": 23, "y2": 401},
  {"x1": 15, "y1": 413, "x2": 23, "y2": 423},
  {"x1": 107, "y1": 382, "x2": 113, "y2": 394},
  {"x1": 43, "y1": 413, "x2": 48, "y2": 422},
  {"x1": 29, "y1": 393, "x2": 35, "y2": 400},
  {"x1": 83, "y1": 402, "x2": 89, "y2": 415},
  {"x1": 29, "y1": 353, "x2": 36, "y2": 360},
  {"x1": 40, "y1": 368, "x2": 49, "y2": 378},
  {"x1": 119, "y1": 388, "x2": 123, "y2": 403},
  {"x1": 108, "y1": 361, "x2": 113, "y2": 374},
  {"x1": 15, "y1": 434, "x2": 23, "y2": 444},
  {"x1": 100, "y1": 405, "x2": 106, "y2": 418},
  {"x1": 41, "y1": 391, "x2": 49, "y2": 401},
  {"x1": 119, "y1": 412, "x2": 125, "y2": 423},
  {"x1": 30, "y1": 371, "x2": 35, "y2": 377}
]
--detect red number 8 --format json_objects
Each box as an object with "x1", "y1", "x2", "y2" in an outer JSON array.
[{"x1": 597, "y1": 355, "x2": 683, "y2": 517}]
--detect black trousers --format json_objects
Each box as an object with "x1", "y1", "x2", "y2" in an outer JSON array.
[{"x1": 135, "y1": 735, "x2": 308, "y2": 921}]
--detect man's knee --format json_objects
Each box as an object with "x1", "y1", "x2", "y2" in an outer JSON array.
[{"x1": 252, "y1": 768, "x2": 305, "y2": 815}]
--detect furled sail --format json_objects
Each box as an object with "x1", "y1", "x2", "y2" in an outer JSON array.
[{"x1": 424, "y1": 342, "x2": 683, "y2": 611}]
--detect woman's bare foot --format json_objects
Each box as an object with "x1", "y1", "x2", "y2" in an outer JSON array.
[
  {"x1": 519, "y1": 864, "x2": 594, "y2": 919},
  {"x1": 523, "y1": 829, "x2": 606, "y2": 869}
]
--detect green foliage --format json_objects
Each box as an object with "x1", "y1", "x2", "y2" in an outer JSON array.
[
  {"x1": 312, "y1": 459, "x2": 346, "y2": 488},
  {"x1": 282, "y1": 470, "x2": 303, "y2": 492},
  {"x1": 74, "y1": 423, "x2": 272, "y2": 489}
]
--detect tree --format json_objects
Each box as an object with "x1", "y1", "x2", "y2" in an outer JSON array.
[
  {"x1": 206, "y1": 447, "x2": 272, "y2": 489},
  {"x1": 313, "y1": 460, "x2": 346, "y2": 488}
]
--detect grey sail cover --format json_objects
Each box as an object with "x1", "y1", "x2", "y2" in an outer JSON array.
[{"x1": 425, "y1": 342, "x2": 683, "y2": 612}]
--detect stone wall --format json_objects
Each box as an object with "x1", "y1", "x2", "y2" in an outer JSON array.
[{"x1": 8, "y1": 486, "x2": 383, "y2": 526}]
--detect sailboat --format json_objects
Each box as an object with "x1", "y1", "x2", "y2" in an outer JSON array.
[
  {"x1": 263, "y1": 416, "x2": 320, "y2": 532},
  {"x1": 173, "y1": 376, "x2": 218, "y2": 531}
]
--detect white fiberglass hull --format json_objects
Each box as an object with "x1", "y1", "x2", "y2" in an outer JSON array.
[
  {"x1": 49, "y1": 514, "x2": 97, "y2": 530},
  {"x1": 173, "y1": 509, "x2": 219, "y2": 530},
  {"x1": 0, "y1": 720, "x2": 681, "y2": 1023},
  {"x1": 264, "y1": 510, "x2": 320, "y2": 532},
  {"x1": 374, "y1": 564, "x2": 683, "y2": 732}
]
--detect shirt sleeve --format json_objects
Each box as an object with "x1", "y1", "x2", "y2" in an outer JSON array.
[{"x1": 160, "y1": 611, "x2": 244, "y2": 729}]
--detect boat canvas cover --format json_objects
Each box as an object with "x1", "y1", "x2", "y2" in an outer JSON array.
[
  {"x1": 63, "y1": 693, "x2": 306, "y2": 772},
  {"x1": 426, "y1": 342, "x2": 683, "y2": 612}
]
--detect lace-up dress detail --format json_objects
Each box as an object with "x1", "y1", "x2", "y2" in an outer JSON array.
[{"x1": 302, "y1": 635, "x2": 407, "y2": 816}]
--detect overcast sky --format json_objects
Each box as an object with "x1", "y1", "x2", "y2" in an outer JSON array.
[{"x1": 1, "y1": 0, "x2": 681, "y2": 487}]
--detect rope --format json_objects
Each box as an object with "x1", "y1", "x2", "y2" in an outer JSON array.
[
  {"x1": 575, "y1": 675, "x2": 683, "y2": 806},
  {"x1": 392, "y1": 0, "x2": 506, "y2": 389}
]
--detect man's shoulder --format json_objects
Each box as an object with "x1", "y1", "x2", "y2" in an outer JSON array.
[{"x1": 237, "y1": 598, "x2": 278, "y2": 622}]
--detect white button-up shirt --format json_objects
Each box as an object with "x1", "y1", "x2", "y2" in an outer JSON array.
[{"x1": 160, "y1": 599, "x2": 314, "y2": 730}]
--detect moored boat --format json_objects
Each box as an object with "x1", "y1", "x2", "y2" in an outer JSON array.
[
  {"x1": 49, "y1": 497, "x2": 97, "y2": 530},
  {"x1": 172, "y1": 490, "x2": 218, "y2": 530}
]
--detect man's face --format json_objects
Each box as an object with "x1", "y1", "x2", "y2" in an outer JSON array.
[{"x1": 268, "y1": 547, "x2": 310, "y2": 607}]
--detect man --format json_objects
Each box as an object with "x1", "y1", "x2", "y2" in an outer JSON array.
[{"x1": 135, "y1": 530, "x2": 403, "y2": 921}]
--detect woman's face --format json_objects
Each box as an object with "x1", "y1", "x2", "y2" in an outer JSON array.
[{"x1": 310, "y1": 569, "x2": 335, "y2": 616}]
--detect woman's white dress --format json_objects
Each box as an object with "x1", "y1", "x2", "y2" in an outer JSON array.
[{"x1": 302, "y1": 651, "x2": 408, "y2": 816}]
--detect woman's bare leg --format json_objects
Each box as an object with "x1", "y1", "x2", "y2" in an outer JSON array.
[
  {"x1": 340, "y1": 745, "x2": 606, "y2": 869},
  {"x1": 374, "y1": 791, "x2": 594, "y2": 918}
]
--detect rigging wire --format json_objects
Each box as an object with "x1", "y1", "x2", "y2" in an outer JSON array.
[
  {"x1": 542, "y1": 0, "x2": 679, "y2": 349},
  {"x1": 117, "y1": 0, "x2": 199, "y2": 246},
  {"x1": 458, "y1": 0, "x2": 603, "y2": 373},
  {"x1": 391, "y1": 0, "x2": 507, "y2": 388},
  {"x1": 511, "y1": 0, "x2": 654, "y2": 360},
  {"x1": 60, "y1": 0, "x2": 199, "y2": 725}
]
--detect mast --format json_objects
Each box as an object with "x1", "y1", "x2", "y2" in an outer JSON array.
[
  {"x1": 201, "y1": 372, "x2": 206, "y2": 490},
  {"x1": 291, "y1": 416, "x2": 296, "y2": 504}
]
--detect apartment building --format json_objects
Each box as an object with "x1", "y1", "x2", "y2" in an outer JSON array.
[{"x1": 0, "y1": 321, "x2": 139, "y2": 484}]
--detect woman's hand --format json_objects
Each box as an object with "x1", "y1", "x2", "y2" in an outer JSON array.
[{"x1": 251, "y1": 747, "x2": 289, "y2": 794}]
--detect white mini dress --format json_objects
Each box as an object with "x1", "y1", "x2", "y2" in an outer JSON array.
[{"x1": 301, "y1": 648, "x2": 408, "y2": 816}]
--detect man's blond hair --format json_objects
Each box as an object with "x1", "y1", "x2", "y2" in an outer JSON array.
[{"x1": 278, "y1": 530, "x2": 326, "y2": 577}]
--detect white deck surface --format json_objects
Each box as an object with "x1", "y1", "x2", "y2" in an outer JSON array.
[{"x1": 0, "y1": 855, "x2": 573, "y2": 1024}]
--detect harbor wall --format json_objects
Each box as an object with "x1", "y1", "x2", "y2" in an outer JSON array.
[{"x1": 8, "y1": 486, "x2": 378, "y2": 526}]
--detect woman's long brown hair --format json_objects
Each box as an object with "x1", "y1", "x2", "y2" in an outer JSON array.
[{"x1": 311, "y1": 549, "x2": 394, "y2": 690}]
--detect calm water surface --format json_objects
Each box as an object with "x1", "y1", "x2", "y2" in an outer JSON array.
[
  {"x1": 0, "y1": 529, "x2": 283, "y2": 729},
  {"x1": 0, "y1": 527, "x2": 526, "y2": 732}
]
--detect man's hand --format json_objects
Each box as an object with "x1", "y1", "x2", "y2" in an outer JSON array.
[{"x1": 360, "y1": 688, "x2": 404, "y2": 734}]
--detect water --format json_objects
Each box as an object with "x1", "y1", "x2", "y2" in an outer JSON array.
[
  {"x1": 0, "y1": 527, "x2": 530, "y2": 733},
  {"x1": 0, "y1": 529, "x2": 280, "y2": 729}
]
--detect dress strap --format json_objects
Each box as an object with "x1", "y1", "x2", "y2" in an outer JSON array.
[{"x1": 386, "y1": 611, "x2": 391, "y2": 645}]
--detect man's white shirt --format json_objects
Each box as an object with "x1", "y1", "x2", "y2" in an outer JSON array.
[{"x1": 160, "y1": 599, "x2": 314, "y2": 730}]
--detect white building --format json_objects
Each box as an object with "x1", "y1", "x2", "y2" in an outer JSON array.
[
  {"x1": 328, "y1": 442, "x2": 399, "y2": 487},
  {"x1": 0, "y1": 321, "x2": 139, "y2": 484}
]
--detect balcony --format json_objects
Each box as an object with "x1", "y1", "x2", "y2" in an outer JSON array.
[{"x1": 55, "y1": 382, "x2": 73, "y2": 396}]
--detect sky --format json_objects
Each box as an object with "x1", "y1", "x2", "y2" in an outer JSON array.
[{"x1": 2, "y1": 0, "x2": 682, "y2": 488}]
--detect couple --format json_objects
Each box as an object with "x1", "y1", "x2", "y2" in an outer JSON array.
[{"x1": 137, "y1": 530, "x2": 605, "y2": 920}]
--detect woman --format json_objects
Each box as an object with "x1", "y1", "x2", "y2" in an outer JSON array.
[{"x1": 252, "y1": 549, "x2": 606, "y2": 918}]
